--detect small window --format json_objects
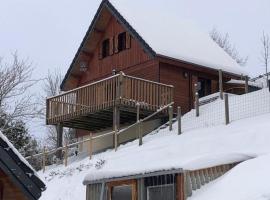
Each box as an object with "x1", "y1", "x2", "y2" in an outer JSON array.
[
  {"x1": 102, "y1": 39, "x2": 110, "y2": 58},
  {"x1": 108, "y1": 180, "x2": 136, "y2": 200},
  {"x1": 147, "y1": 184, "x2": 175, "y2": 200},
  {"x1": 112, "y1": 185, "x2": 132, "y2": 200},
  {"x1": 118, "y1": 32, "x2": 126, "y2": 52}
]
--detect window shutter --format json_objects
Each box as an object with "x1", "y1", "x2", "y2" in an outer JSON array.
[
  {"x1": 109, "y1": 37, "x2": 114, "y2": 55},
  {"x1": 114, "y1": 35, "x2": 119, "y2": 53},
  {"x1": 98, "y1": 42, "x2": 103, "y2": 59},
  {"x1": 126, "y1": 32, "x2": 131, "y2": 49}
]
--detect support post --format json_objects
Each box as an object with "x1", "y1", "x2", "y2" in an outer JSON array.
[
  {"x1": 42, "y1": 146, "x2": 46, "y2": 173},
  {"x1": 219, "y1": 69, "x2": 223, "y2": 100},
  {"x1": 268, "y1": 80, "x2": 270, "y2": 92},
  {"x1": 56, "y1": 124, "x2": 63, "y2": 159},
  {"x1": 224, "y1": 93, "x2": 230, "y2": 125},
  {"x1": 64, "y1": 142, "x2": 68, "y2": 167},
  {"x1": 169, "y1": 106, "x2": 173, "y2": 131},
  {"x1": 195, "y1": 92, "x2": 199, "y2": 117},
  {"x1": 177, "y1": 106, "x2": 182, "y2": 135},
  {"x1": 89, "y1": 133, "x2": 93, "y2": 160},
  {"x1": 245, "y1": 76, "x2": 249, "y2": 94}
]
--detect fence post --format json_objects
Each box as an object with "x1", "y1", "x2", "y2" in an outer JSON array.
[
  {"x1": 169, "y1": 106, "x2": 173, "y2": 131},
  {"x1": 245, "y1": 76, "x2": 249, "y2": 94},
  {"x1": 42, "y1": 146, "x2": 46, "y2": 173},
  {"x1": 137, "y1": 103, "x2": 142, "y2": 146},
  {"x1": 195, "y1": 92, "x2": 199, "y2": 117},
  {"x1": 177, "y1": 106, "x2": 182, "y2": 135},
  {"x1": 224, "y1": 93, "x2": 230, "y2": 125},
  {"x1": 219, "y1": 69, "x2": 223, "y2": 100},
  {"x1": 114, "y1": 130, "x2": 118, "y2": 151},
  {"x1": 89, "y1": 133, "x2": 93, "y2": 160},
  {"x1": 64, "y1": 142, "x2": 68, "y2": 167},
  {"x1": 138, "y1": 122, "x2": 142, "y2": 146}
]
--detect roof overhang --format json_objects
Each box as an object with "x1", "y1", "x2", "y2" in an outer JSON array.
[{"x1": 83, "y1": 168, "x2": 183, "y2": 185}]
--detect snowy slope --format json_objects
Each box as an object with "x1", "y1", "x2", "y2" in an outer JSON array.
[
  {"x1": 189, "y1": 154, "x2": 270, "y2": 200},
  {"x1": 39, "y1": 112, "x2": 270, "y2": 200}
]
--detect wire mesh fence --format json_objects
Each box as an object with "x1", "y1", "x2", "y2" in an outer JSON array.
[{"x1": 180, "y1": 87, "x2": 270, "y2": 133}]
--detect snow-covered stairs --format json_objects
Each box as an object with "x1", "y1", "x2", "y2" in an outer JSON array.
[{"x1": 184, "y1": 163, "x2": 237, "y2": 199}]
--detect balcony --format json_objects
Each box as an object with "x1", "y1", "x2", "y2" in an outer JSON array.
[{"x1": 46, "y1": 73, "x2": 174, "y2": 131}]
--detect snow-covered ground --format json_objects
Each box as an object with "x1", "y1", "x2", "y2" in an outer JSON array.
[
  {"x1": 189, "y1": 154, "x2": 270, "y2": 200},
  {"x1": 39, "y1": 89, "x2": 270, "y2": 200}
]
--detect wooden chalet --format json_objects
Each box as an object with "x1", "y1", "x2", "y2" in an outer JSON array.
[
  {"x1": 46, "y1": 0, "x2": 247, "y2": 151},
  {"x1": 0, "y1": 133, "x2": 46, "y2": 200}
]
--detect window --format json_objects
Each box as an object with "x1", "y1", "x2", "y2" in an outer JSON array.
[
  {"x1": 108, "y1": 180, "x2": 136, "y2": 200},
  {"x1": 102, "y1": 39, "x2": 110, "y2": 58},
  {"x1": 144, "y1": 174, "x2": 176, "y2": 200},
  {"x1": 147, "y1": 184, "x2": 175, "y2": 200},
  {"x1": 112, "y1": 185, "x2": 132, "y2": 200},
  {"x1": 118, "y1": 32, "x2": 126, "y2": 52}
]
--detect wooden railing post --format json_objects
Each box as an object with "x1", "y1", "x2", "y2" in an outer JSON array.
[
  {"x1": 219, "y1": 69, "x2": 223, "y2": 100},
  {"x1": 64, "y1": 142, "x2": 68, "y2": 167},
  {"x1": 169, "y1": 105, "x2": 173, "y2": 131},
  {"x1": 89, "y1": 133, "x2": 93, "y2": 160},
  {"x1": 177, "y1": 106, "x2": 182, "y2": 135},
  {"x1": 42, "y1": 146, "x2": 46, "y2": 173},
  {"x1": 224, "y1": 93, "x2": 230, "y2": 125}
]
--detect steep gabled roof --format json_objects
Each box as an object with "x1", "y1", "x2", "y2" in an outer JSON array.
[
  {"x1": 0, "y1": 132, "x2": 46, "y2": 200},
  {"x1": 61, "y1": 0, "x2": 246, "y2": 90}
]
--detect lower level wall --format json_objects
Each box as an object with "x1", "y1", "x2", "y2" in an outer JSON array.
[{"x1": 78, "y1": 119, "x2": 162, "y2": 154}]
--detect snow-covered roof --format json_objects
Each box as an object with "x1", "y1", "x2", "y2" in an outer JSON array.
[
  {"x1": 108, "y1": 0, "x2": 247, "y2": 76},
  {"x1": 0, "y1": 131, "x2": 46, "y2": 199},
  {"x1": 227, "y1": 79, "x2": 263, "y2": 88},
  {"x1": 0, "y1": 131, "x2": 35, "y2": 171}
]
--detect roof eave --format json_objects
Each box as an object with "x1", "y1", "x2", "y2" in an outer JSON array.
[{"x1": 157, "y1": 54, "x2": 246, "y2": 79}]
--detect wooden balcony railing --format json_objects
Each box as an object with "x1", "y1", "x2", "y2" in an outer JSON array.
[{"x1": 46, "y1": 72, "x2": 174, "y2": 125}]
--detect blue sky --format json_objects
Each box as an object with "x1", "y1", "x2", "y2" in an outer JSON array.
[{"x1": 0, "y1": 0, "x2": 269, "y2": 138}]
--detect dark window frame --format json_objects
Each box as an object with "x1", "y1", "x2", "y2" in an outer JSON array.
[
  {"x1": 118, "y1": 32, "x2": 127, "y2": 52},
  {"x1": 102, "y1": 39, "x2": 110, "y2": 58}
]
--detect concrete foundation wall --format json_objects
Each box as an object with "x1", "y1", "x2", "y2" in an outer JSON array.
[{"x1": 78, "y1": 118, "x2": 162, "y2": 154}]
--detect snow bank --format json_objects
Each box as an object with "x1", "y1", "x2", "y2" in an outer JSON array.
[
  {"x1": 189, "y1": 154, "x2": 270, "y2": 200},
  {"x1": 108, "y1": 0, "x2": 247, "y2": 76}
]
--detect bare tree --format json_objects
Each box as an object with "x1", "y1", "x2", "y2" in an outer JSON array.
[
  {"x1": 0, "y1": 52, "x2": 42, "y2": 132},
  {"x1": 42, "y1": 70, "x2": 75, "y2": 148},
  {"x1": 260, "y1": 32, "x2": 270, "y2": 86},
  {"x1": 210, "y1": 28, "x2": 248, "y2": 66}
]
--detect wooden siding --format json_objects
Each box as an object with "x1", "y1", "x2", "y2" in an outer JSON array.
[
  {"x1": 160, "y1": 63, "x2": 191, "y2": 113},
  {"x1": 78, "y1": 16, "x2": 152, "y2": 87},
  {"x1": 0, "y1": 170, "x2": 27, "y2": 200}
]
